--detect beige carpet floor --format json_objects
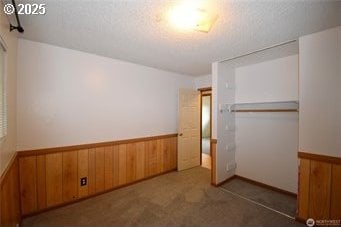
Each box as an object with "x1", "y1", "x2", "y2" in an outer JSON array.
[{"x1": 22, "y1": 167, "x2": 303, "y2": 227}]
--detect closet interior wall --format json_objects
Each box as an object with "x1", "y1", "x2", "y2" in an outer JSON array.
[{"x1": 212, "y1": 42, "x2": 299, "y2": 193}]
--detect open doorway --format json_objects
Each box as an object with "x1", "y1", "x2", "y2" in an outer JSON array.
[{"x1": 199, "y1": 88, "x2": 212, "y2": 169}]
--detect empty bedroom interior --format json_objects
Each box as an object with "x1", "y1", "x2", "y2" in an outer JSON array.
[{"x1": 0, "y1": 0, "x2": 340, "y2": 226}]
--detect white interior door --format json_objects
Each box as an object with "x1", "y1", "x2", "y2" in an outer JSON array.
[{"x1": 178, "y1": 89, "x2": 200, "y2": 171}]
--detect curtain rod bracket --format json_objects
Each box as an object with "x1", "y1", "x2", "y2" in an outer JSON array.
[
  {"x1": 10, "y1": 24, "x2": 24, "y2": 33},
  {"x1": 7, "y1": 0, "x2": 24, "y2": 33}
]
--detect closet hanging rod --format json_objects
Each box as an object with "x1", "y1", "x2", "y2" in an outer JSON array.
[
  {"x1": 231, "y1": 109, "x2": 298, "y2": 113},
  {"x1": 218, "y1": 39, "x2": 297, "y2": 63},
  {"x1": 230, "y1": 100, "x2": 299, "y2": 105},
  {"x1": 226, "y1": 100, "x2": 299, "y2": 113},
  {"x1": 4, "y1": 0, "x2": 24, "y2": 33}
]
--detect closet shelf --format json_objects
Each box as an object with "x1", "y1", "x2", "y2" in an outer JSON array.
[
  {"x1": 231, "y1": 109, "x2": 298, "y2": 113},
  {"x1": 226, "y1": 101, "x2": 299, "y2": 113}
]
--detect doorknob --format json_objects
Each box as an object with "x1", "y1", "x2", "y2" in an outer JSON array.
[{"x1": 179, "y1": 133, "x2": 183, "y2": 136}]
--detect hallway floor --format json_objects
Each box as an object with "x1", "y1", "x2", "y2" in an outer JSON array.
[
  {"x1": 202, "y1": 138, "x2": 210, "y2": 154},
  {"x1": 201, "y1": 137, "x2": 211, "y2": 169},
  {"x1": 201, "y1": 153, "x2": 211, "y2": 169}
]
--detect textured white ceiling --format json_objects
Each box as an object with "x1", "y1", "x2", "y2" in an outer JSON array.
[{"x1": 18, "y1": 0, "x2": 341, "y2": 76}]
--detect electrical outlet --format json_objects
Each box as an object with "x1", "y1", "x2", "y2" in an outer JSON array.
[
  {"x1": 226, "y1": 143, "x2": 236, "y2": 152},
  {"x1": 226, "y1": 162, "x2": 237, "y2": 171},
  {"x1": 225, "y1": 83, "x2": 235, "y2": 89},
  {"x1": 226, "y1": 125, "x2": 236, "y2": 131},
  {"x1": 80, "y1": 177, "x2": 87, "y2": 186}
]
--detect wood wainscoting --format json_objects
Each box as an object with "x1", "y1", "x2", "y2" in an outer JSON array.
[
  {"x1": 210, "y1": 139, "x2": 217, "y2": 185},
  {"x1": 0, "y1": 153, "x2": 21, "y2": 227},
  {"x1": 297, "y1": 151, "x2": 341, "y2": 221},
  {"x1": 17, "y1": 134, "x2": 177, "y2": 216}
]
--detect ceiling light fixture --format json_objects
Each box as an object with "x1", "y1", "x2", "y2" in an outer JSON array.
[{"x1": 168, "y1": 0, "x2": 218, "y2": 33}]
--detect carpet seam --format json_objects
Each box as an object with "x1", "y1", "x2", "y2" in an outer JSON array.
[{"x1": 219, "y1": 187, "x2": 295, "y2": 220}]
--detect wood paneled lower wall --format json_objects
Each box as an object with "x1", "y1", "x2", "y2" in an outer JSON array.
[
  {"x1": 210, "y1": 139, "x2": 217, "y2": 185},
  {"x1": 18, "y1": 134, "x2": 177, "y2": 216},
  {"x1": 0, "y1": 154, "x2": 21, "y2": 227},
  {"x1": 297, "y1": 151, "x2": 341, "y2": 221}
]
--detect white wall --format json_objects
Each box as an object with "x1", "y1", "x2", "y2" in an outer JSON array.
[
  {"x1": 212, "y1": 64, "x2": 218, "y2": 140},
  {"x1": 299, "y1": 26, "x2": 341, "y2": 158},
  {"x1": 194, "y1": 74, "x2": 211, "y2": 89},
  {"x1": 17, "y1": 39, "x2": 194, "y2": 150},
  {"x1": 235, "y1": 56, "x2": 298, "y2": 103},
  {"x1": 0, "y1": 16, "x2": 18, "y2": 175},
  {"x1": 214, "y1": 42, "x2": 299, "y2": 192},
  {"x1": 235, "y1": 113, "x2": 298, "y2": 193},
  {"x1": 234, "y1": 56, "x2": 299, "y2": 193}
]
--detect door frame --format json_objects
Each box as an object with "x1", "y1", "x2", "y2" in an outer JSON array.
[{"x1": 198, "y1": 87, "x2": 212, "y2": 165}]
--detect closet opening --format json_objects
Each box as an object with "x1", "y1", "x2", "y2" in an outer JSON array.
[{"x1": 199, "y1": 87, "x2": 212, "y2": 169}]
